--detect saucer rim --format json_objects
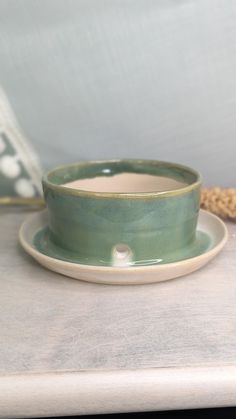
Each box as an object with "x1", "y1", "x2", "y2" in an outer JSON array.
[{"x1": 19, "y1": 209, "x2": 228, "y2": 273}]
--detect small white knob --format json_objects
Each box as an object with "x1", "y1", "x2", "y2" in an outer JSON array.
[{"x1": 112, "y1": 244, "x2": 133, "y2": 267}]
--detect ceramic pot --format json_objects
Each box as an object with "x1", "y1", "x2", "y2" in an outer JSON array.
[{"x1": 42, "y1": 160, "x2": 201, "y2": 266}]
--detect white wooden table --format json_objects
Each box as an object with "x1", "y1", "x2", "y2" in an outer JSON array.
[{"x1": 0, "y1": 209, "x2": 236, "y2": 418}]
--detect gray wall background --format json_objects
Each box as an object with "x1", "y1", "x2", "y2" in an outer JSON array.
[{"x1": 0, "y1": 0, "x2": 235, "y2": 186}]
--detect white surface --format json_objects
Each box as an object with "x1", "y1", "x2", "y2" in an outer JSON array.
[
  {"x1": 0, "y1": 1, "x2": 236, "y2": 185},
  {"x1": 1, "y1": 367, "x2": 236, "y2": 418},
  {"x1": 19, "y1": 209, "x2": 228, "y2": 284},
  {"x1": 0, "y1": 209, "x2": 236, "y2": 417}
]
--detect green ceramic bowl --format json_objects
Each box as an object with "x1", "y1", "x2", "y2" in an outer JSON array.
[{"x1": 41, "y1": 159, "x2": 202, "y2": 266}]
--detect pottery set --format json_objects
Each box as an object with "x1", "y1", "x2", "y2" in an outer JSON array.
[{"x1": 19, "y1": 159, "x2": 228, "y2": 285}]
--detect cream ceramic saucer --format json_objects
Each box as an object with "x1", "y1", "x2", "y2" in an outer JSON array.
[{"x1": 19, "y1": 210, "x2": 228, "y2": 285}]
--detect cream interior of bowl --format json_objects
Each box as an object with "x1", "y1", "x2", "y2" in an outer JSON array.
[{"x1": 63, "y1": 173, "x2": 187, "y2": 193}]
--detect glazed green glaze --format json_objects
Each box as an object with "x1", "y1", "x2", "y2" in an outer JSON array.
[
  {"x1": 41, "y1": 160, "x2": 202, "y2": 265},
  {"x1": 44, "y1": 160, "x2": 199, "y2": 197},
  {"x1": 34, "y1": 227, "x2": 210, "y2": 266}
]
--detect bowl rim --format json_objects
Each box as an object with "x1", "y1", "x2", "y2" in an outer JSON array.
[{"x1": 42, "y1": 159, "x2": 202, "y2": 199}]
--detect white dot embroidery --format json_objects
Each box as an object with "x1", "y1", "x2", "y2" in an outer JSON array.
[
  {"x1": 0, "y1": 155, "x2": 21, "y2": 178},
  {"x1": 15, "y1": 178, "x2": 35, "y2": 197}
]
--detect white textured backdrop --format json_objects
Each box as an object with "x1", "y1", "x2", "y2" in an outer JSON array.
[{"x1": 0, "y1": 0, "x2": 236, "y2": 185}]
